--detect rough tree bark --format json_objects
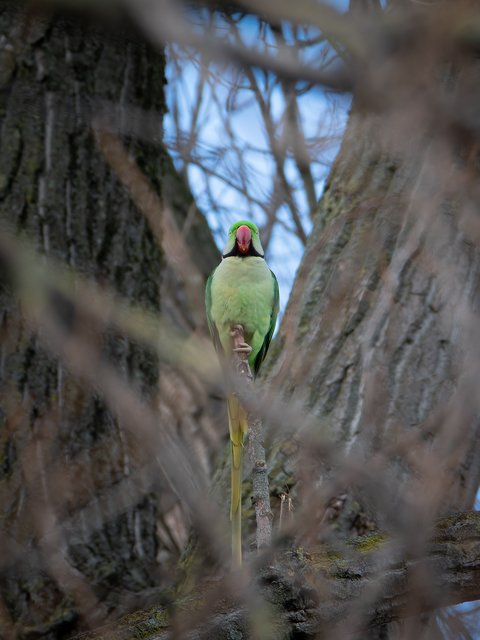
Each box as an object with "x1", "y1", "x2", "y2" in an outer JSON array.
[
  {"x1": 0, "y1": 3, "x2": 218, "y2": 638},
  {"x1": 263, "y1": 8, "x2": 480, "y2": 636},
  {"x1": 260, "y1": 113, "x2": 480, "y2": 639},
  {"x1": 266, "y1": 108, "x2": 480, "y2": 515}
]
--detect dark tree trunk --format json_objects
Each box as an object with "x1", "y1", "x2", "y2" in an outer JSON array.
[{"x1": 0, "y1": 4, "x2": 218, "y2": 638}]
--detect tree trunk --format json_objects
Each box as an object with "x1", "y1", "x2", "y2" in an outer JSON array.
[
  {"x1": 266, "y1": 104, "x2": 480, "y2": 514},
  {"x1": 260, "y1": 14, "x2": 480, "y2": 636},
  {"x1": 0, "y1": 4, "x2": 218, "y2": 638}
]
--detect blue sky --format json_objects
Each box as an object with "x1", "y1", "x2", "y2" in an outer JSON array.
[{"x1": 165, "y1": 30, "x2": 350, "y2": 314}]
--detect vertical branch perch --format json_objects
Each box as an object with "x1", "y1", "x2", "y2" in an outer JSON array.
[{"x1": 231, "y1": 325, "x2": 273, "y2": 551}]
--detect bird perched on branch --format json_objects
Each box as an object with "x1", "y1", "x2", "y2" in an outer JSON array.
[{"x1": 205, "y1": 221, "x2": 279, "y2": 567}]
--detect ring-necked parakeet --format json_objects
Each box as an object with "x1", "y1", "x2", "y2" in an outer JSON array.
[{"x1": 205, "y1": 221, "x2": 279, "y2": 566}]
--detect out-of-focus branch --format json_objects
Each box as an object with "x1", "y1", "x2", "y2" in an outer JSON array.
[
  {"x1": 0, "y1": 230, "x2": 229, "y2": 564},
  {"x1": 164, "y1": 5, "x2": 348, "y2": 251},
  {"x1": 0, "y1": 227, "x2": 217, "y2": 379},
  {"x1": 75, "y1": 511, "x2": 480, "y2": 639},
  {"x1": 235, "y1": 0, "x2": 366, "y2": 58},
  {"x1": 93, "y1": 127, "x2": 206, "y2": 329},
  {"x1": 2, "y1": 223, "x2": 477, "y2": 548},
  {"x1": 130, "y1": 0, "x2": 353, "y2": 90}
]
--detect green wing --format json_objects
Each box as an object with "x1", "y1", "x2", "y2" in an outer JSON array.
[
  {"x1": 205, "y1": 268, "x2": 222, "y2": 353},
  {"x1": 253, "y1": 269, "x2": 279, "y2": 376}
]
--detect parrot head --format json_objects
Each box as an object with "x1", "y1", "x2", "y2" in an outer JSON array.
[{"x1": 222, "y1": 220, "x2": 265, "y2": 258}]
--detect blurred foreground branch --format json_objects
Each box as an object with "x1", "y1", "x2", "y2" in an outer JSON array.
[
  {"x1": 76, "y1": 511, "x2": 480, "y2": 639},
  {"x1": 93, "y1": 127, "x2": 206, "y2": 328}
]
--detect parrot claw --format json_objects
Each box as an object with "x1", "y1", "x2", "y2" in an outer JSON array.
[
  {"x1": 230, "y1": 324, "x2": 244, "y2": 336},
  {"x1": 233, "y1": 342, "x2": 252, "y2": 355}
]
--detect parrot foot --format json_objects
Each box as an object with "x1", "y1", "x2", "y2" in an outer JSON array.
[
  {"x1": 230, "y1": 324, "x2": 244, "y2": 335},
  {"x1": 233, "y1": 342, "x2": 252, "y2": 355}
]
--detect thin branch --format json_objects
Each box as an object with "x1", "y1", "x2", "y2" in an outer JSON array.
[
  {"x1": 231, "y1": 324, "x2": 273, "y2": 550},
  {"x1": 242, "y1": 63, "x2": 308, "y2": 244}
]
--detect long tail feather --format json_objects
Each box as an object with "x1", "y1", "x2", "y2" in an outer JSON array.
[{"x1": 227, "y1": 393, "x2": 248, "y2": 567}]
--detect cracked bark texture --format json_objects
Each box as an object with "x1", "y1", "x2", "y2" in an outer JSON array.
[
  {"x1": 266, "y1": 102, "x2": 480, "y2": 513},
  {"x1": 0, "y1": 3, "x2": 218, "y2": 638},
  {"x1": 72, "y1": 510, "x2": 480, "y2": 640},
  {"x1": 261, "y1": 101, "x2": 480, "y2": 634}
]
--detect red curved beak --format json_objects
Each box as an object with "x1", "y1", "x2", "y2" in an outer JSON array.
[{"x1": 236, "y1": 225, "x2": 252, "y2": 255}]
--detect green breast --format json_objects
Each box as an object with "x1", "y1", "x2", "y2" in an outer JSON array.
[{"x1": 210, "y1": 256, "x2": 276, "y2": 359}]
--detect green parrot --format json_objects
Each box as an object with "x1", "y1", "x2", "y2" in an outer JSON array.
[{"x1": 205, "y1": 220, "x2": 279, "y2": 567}]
